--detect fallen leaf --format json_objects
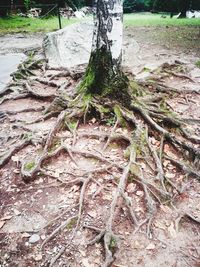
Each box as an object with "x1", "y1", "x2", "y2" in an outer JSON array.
[
  {"x1": 135, "y1": 207, "x2": 144, "y2": 213},
  {"x1": 136, "y1": 190, "x2": 144, "y2": 197},
  {"x1": 54, "y1": 171, "x2": 60, "y2": 178},
  {"x1": 127, "y1": 183, "x2": 136, "y2": 193},
  {"x1": 79, "y1": 250, "x2": 86, "y2": 257},
  {"x1": 150, "y1": 137, "x2": 157, "y2": 145},
  {"x1": 146, "y1": 243, "x2": 156, "y2": 250},
  {"x1": 165, "y1": 172, "x2": 175, "y2": 179},
  {"x1": 69, "y1": 185, "x2": 80, "y2": 193},
  {"x1": 34, "y1": 253, "x2": 43, "y2": 262},
  {"x1": 164, "y1": 144, "x2": 170, "y2": 153},
  {"x1": 89, "y1": 183, "x2": 97, "y2": 194},
  {"x1": 160, "y1": 205, "x2": 173, "y2": 214},
  {"x1": 21, "y1": 233, "x2": 31, "y2": 238},
  {"x1": 40, "y1": 234, "x2": 46, "y2": 240},
  {"x1": 82, "y1": 258, "x2": 91, "y2": 267},
  {"x1": 13, "y1": 209, "x2": 21, "y2": 216},
  {"x1": 13, "y1": 169, "x2": 20, "y2": 174},
  {"x1": 154, "y1": 220, "x2": 166, "y2": 230},
  {"x1": 103, "y1": 194, "x2": 112, "y2": 201},
  {"x1": 11, "y1": 156, "x2": 19, "y2": 162},
  {"x1": 87, "y1": 210, "x2": 97, "y2": 218},
  {"x1": 91, "y1": 118, "x2": 96, "y2": 124},
  {"x1": 168, "y1": 222, "x2": 177, "y2": 238},
  {"x1": 163, "y1": 160, "x2": 170, "y2": 167}
]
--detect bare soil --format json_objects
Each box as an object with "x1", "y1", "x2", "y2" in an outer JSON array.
[{"x1": 0, "y1": 26, "x2": 200, "y2": 267}]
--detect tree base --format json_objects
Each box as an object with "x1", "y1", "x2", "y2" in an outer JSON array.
[
  {"x1": 79, "y1": 45, "x2": 130, "y2": 106},
  {"x1": 0, "y1": 57, "x2": 200, "y2": 267}
]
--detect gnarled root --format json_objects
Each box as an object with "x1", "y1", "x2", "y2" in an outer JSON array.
[{"x1": 2, "y1": 67, "x2": 200, "y2": 267}]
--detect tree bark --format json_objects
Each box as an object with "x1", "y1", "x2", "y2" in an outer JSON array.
[{"x1": 79, "y1": 0, "x2": 129, "y2": 98}]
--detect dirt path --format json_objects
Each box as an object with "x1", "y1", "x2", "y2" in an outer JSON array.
[
  {"x1": 0, "y1": 26, "x2": 200, "y2": 267},
  {"x1": 0, "y1": 33, "x2": 43, "y2": 54},
  {"x1": 0, "y1": 26, "x2": 199, "y2": 80}
]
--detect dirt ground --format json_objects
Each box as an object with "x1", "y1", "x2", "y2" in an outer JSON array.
[{"x1": 0, "y1": 25, "x2": 200, "y2": 267}]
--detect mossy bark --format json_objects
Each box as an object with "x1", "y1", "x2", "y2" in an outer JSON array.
[
  {"x1": 78, "y1": 0, "x2": 130, "y2": 105},
  {"x1": 79, "y1": 46, "x2": 129, "y2": 98}
]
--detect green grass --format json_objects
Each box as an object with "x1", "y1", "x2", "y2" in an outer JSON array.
[
  {"x1": 124, "y1": 12, "x2": 200, "y2": 27},
  {"x1": 196, "y1": 60, "x2": 200, "y2": 68},
  {"x1": 0, "y1": 13, "x2": 199, "y2": 34},
  {"x1": 0, "y1": 16, "x2": 79, "y2": 34}
]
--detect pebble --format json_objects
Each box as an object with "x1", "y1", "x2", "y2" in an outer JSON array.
[
  {"x1": 146, "y1": 243, "x2": 156, "y2": 250},
  {"x1": 127, "y1": 183, "x2": 136, "y2": 193},
  {"x1": 165, "y1": 172, "x2": 175, "y2": 179},
  {"x1": 29, "y1": 234, "x2": 40, "y2": 244},
  {"x1": 34, "y1": 253, "x2": 43, "y2": 262},
  {"x1": 136, "y1": 190, "x2": 144, "y2": 197},
  {"x1": 87, "y1": 210, "x2": 98, "y2": 218},
  {"x1": 13, "y1": 209, "x2": 21, "y2": 216}
]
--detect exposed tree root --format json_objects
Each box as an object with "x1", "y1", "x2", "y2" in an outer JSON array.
[
  {"x1": 1, "y1": 59, "x2": 200, "y2": 267},
  {"x1": 12, "y1": 85, "x2": 198, "y2": 265},
  {"x1": 0, "y1": 138, "x2": 32, "y2": 168},
  {"x1": 41, "y1": 215, "x2": 77, "y2": 249},
  {"x1": 86, "y1": 156, "x2": 134, "y2": 267},
  {"x1": 24, "y1": 81, "x2": 56, "y2": 100},
  {"x1": 0, "y1": 93, "x2": 30, "y2": 105},
  {"x1": 164, "y1": 155, "x2": 200, "y2": 180},
  {"x1": 6, "y1": 107, "x2": 45, "y2": 116}
]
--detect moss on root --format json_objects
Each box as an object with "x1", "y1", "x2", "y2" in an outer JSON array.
[
  {"x1": 78, "y1": 45, "x2": 130, "y2": 106},
  {"x1": 24, "y1": 161, "x2": 35, "y2": 171}
]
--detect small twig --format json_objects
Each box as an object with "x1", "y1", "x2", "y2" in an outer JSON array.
[
  {"x1": 41, "y1": 215, "x2": 77, "y2": 249},
  {"x1": 103, "y1": 119, "x2": 119, "y2": 151},
  {"x1": 145, "y1": 127, "x2": 167, "y2": 192},
  {"x1": 164, "y1": 155, "x2": 200, "y2": 180},
  {"x1": 0, "y1": 139, "x2": 31, "y2": 167},
  {"x1": 49, "y1": 246, "x2": 66, "y2": 267}
]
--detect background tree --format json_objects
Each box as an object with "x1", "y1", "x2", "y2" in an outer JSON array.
[
  {"x1": 177, "y1": 0, "x2": 191, "y2": 17},
  {"x1": 0, "y1": 0, "x2": 9, "y2": 17}
]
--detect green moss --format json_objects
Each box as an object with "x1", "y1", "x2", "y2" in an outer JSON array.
[
  {"x1": 24, "y1": 161, "x2": 35, "y2": 171},
  {"x1": 13, "y1": 72, "x2": 24, "y2": 80},
  {"x1": 195, "y1": 60, "x2": 200, "y2": 68},
  {"x1": 128, "y1": 175, "x2": 135, "y2": 183},
  {"x1": 114, "y1": 105, "x2": 126, "y2": 127},
  {"x1": 124, "y1": 147, "x2": 131, "y2": 159},
  {"x1": 48, "y1": 139, "x2": 61, "y2": 153},
  {"x1": 143, "y1": 67, "x2": 151, "y2": 72},
  {"x1": 108, "y1": 143, "x2": 120, "y2": 149},
  {"x1": 105, "y1": 115, "x2": 116, "y2": 126},
  {"x1": 66, "y1": 217, "x2": 77, "y2": 230},
  {"x1": 129, "y1": 80, "x2": 145, "y2": 97},
  {"x1": 92, "y1": 102, "x2": 110, "y2": 114},
  {"x1": 78, "y1": 45, "x2": 129, "y2": 105},
  {"x1": 130, "y1": 164, "x2": 141, "y2": 177},
  {"x1": 68, "y1": 120, "x2": 79, "y2": 130},
  {"x1": 23, "y1": 132, "x2": 33, "y2": 140},
  {"x1": 109, "y1": 236, "x2": 117, "y2": 250}
]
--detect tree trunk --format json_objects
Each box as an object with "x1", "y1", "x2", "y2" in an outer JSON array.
[
  {"x1": 79, "y1": 0, "x2": 129, "y2": 98},
  {"x1": 177, "y1": 0, "x2": 190, "y2": 18}
]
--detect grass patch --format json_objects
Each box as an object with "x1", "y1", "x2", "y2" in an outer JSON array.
[
  {"x1": 0, "y1": 16, "x2": 79, "y2": 34},
  {"x1": 196, "y1": 60, "x2": 200, "y2": 68},
  {"x1": 24, "y1": 161, "x2": 35, "y2": 171},
  {"x1": 0, "y1": 13, "x2": 199, "y2": 34},
  {"x1": 124, "y1": 12, "x2": 200, "y2": 27}
]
